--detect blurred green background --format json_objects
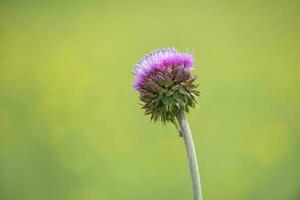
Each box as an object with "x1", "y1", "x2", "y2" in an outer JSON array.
[{"x1": 0, "y1": 0, "x2": 299, "y2": 199}]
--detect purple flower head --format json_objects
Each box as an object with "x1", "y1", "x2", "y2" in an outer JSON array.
[
  {"x1": 132, "y1": 47, "x2": 199, "y2": 125},
  {"x1": 133, "y1": 48, "x2": 194, "y2": 91}
]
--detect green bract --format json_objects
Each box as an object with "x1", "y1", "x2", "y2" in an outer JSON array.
[{"x1": 139, "y1": 66, "x2": 200, "y2": 125}]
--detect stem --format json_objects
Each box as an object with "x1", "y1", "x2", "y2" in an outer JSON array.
[{"x1": 177, "y1": 110, "x2": 203, "y2": 200}]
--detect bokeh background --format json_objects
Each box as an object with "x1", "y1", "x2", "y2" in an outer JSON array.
[{"x1": 0, "y1": 0, "x2": 299, "y2": 199}]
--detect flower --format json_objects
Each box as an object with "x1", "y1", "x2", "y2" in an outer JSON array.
[
  {"x1": 132, "y1": 48, "x2": 200, "y2": 124},
  {"x1": 133, "y1": 48, "x2": 194, "y2": 90}
]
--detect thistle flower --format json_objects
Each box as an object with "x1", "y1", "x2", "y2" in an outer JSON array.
[
  {"x1": 132, "y1": 48, "x2": 203, "y2": 200},
  {"x1": 132, "y1": 48, "x2": 200, "y2": 126}
]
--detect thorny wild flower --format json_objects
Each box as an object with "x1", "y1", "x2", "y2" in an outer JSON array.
[{"x1": 132, "y1": 48, "x2": 200, "y2": 135}]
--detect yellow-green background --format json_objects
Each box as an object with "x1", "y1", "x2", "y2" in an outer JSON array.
[{"x1": 0, "y1": 0, "x2": 299, "y2": 199}]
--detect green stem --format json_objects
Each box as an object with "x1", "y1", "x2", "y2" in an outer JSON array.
[{"x1": 177, "y1": 110, "x2": 203, "y2": 200}]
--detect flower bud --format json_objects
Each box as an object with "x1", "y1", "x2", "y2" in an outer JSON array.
[{"x1": 133, "y1": 48, "x2": 200, "y2": 124}]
